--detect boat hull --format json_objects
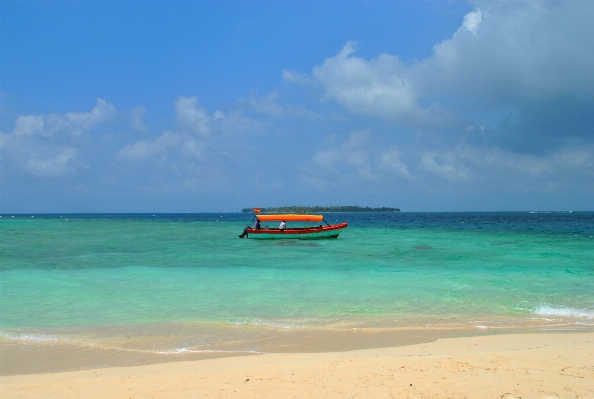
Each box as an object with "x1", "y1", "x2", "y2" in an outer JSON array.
[{"x1": 245, "y1": 223, "x2": 347, "y2": 239}]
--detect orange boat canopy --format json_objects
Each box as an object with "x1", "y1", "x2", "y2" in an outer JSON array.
[{"x1": 256, "y1": 214, "x2": 324, "y2": 222}]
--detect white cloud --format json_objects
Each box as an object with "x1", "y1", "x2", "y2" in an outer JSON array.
[
  {"x1": 248, "y1": 92, "x2": 285, "y2": 118},
  {"x1": 462, "y1": 9, "x2": 481, "y2": 35},
  {"x1": 291, "y1": 41, "x2": 456, "y2": 128},
  {"x1": 303, "y1": 130, "x2": 411, "y2": 187},
  {"x1": 131, "y1": 106, "x2": 147, "y2": 131},
  {"x1": 25, "y1": 148, "x2": 78, "y2": 177},
  {"x1": 175, "y1": 96, "x2": 211, "y2": 136},
  {"x1": 13, "y1": 115, "x2": 46, "y2": 136},
  {"x1": 118, "y1": 131, "x2": 207, "y2": 162},
  {"x1": 118, "y1": 131, "x2": 182, "y2": 161},
  {"x1": 313, "y1": 43, "x2": 413, "y2": 120},
  {"x1": 282, "y1": 70, "x2": 315, "y2": 86},
  {"x1": 247, "y1": 91, "x2": 322, "y2": 120},
  {"x1": 301, "y1": 126, "x2": 593, "y2": 194},
  {"x1": 9, "y1": 98, "x2": 116, "y2": 138},
  {"x1": 66, "y1": 98, "x2": 116, "y2": 134},
  {"x1": 119, "y1": 96, "x2": 221, "y2": 163},
  {"x1": 417, "y1": 1, "x2": 594, "y2": 101},
  {"x1": 381, "y1": 147, "x2": 411, "y2": 179},
  {"x1": 415, "y1": 142, "x2": 593, "y2": 191},
  {"x1": 286, "y1": 1, "x2": 594, "y2": 147},
  {"x1": 420, "y1": 152, "x2": 469, "y2": 182},
  {"x1": 117, "y1": 96, "x2": 267, "y2": 173},
  {"x1": 1, "y1": 99, "x2": 118, "y2": 178}
]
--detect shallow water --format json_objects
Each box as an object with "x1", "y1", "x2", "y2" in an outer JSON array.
[{"x1": 1, "y1": 212, "x2": 593, "y2": 372}]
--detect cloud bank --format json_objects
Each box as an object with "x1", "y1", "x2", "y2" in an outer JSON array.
[{"x1": 285, "y1": 0, "x2": 594, "y2": 152}]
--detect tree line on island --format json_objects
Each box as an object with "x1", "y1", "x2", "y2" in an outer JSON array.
[{"x1": 241, "y1": 205, "x2": 400, "y2": 213}]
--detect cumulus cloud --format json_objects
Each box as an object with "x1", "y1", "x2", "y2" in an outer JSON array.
[
  {"x1": 420, "y1": 152, "x2": 469, "y2": 182},
  {"x1": 282, "y1": 70, "x2": 315, "y2": 86},
  {"x1": 285, "y1": 41, "x2": 455, "y2": 128},
  {"x1": 118, "y1": 130, "x2": 206, "y2": 162},
  {"x1": 302, "y1": 132, "x2": 593, "y2": 195},
  {"x1": 462, "y1": 9, "x2": 481, "y2": 35},
  {"x1": 247, "y1": 91, "x2": 322, "y2": 120},
  {"x1": 9, "y1": 98, "x2": 116, "y2": 138},
  {"x1": 381, "y1": 147, "x2": 412, "y2": 179},
  {"x1": 286, "y1": 1, "x2": 594, "y2": 152},
  {"x1": 12, "y1": 115, "x2": 46, "y2": 136},
  {"x1": 302, "y1": 130, "x2": 411, "y2": 189},
  {"x1": 65, "y1": 98, "x2": 117, "y2": 134},
  {"x1": 25, "y1": 148, "x2": 78, "y2": 177},
  {"x1": 112, "y1": 95, "x2": 273, "y2": 196},
  {"x1": 118, "y1": 131, "x2": 182, "y2": 161},
  {"x1": 1, "y1": 98, "x2": 117, "y2": 178},
  {"x1": 118, "y1": 96, "x2": 229, "y2": 165},
  {"x1": 175, "y1": 96, "x2": 211, "y2": 136},
  {"x1": 421, "y1": 1, "x2": 594, "y2": 101},
  {"x1": 414, "y1": 141, "x2": 593, "y2": 192}
]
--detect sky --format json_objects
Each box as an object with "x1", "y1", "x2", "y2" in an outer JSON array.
[{"x1": 1, "y1": 0, "x2": 593, "y2": 213}]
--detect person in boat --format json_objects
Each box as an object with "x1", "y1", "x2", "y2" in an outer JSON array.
[
  {"x1": 279, "y1": 220, "x2": 286, "y2": 230},
  {"x1": 255, "y1": 219, "x2": 261, "y2": 230}
]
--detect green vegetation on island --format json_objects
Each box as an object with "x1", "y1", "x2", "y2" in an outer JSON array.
[{"x1": 241, "y1": 205, "x2": 400, "y2": 213}]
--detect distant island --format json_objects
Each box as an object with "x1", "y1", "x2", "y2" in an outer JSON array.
[{"x1": 241, "y1": 206, "x2": 400, "y2": 213}]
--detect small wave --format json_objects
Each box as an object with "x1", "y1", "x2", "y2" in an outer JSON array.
[
  {"x1": 138, "y1": 348, "x2": 262, "y2": 355},
  {"x1": 0, "y1": 330, "x2": 263, "y2": 355},
  {"x1": 106, "y1": 346, "x2": 263, "y2": 355},
  {"x1": 225, "y1": 318, "x2": 304, "y2": 329},
  {"x1": 0, "y1": 331, "x2": 73, "y2": 344},
  {"x1": 533, "y1": 306, "x2": 594, "y2": 319}
]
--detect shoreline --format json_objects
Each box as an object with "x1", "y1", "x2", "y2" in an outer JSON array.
[
  {"x1": 1, "y1": 326, "x2": 592, "y2": 375},
  {"x1": 2, "y1": 331, "x2": 592, "y2": 398}
]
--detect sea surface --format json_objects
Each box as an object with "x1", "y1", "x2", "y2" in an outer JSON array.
[{"x1": 1, "y1": 212, "x2": 593, "y2": 372}]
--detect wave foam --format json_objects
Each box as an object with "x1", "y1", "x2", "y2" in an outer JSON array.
[
  {"x1": 0, "y1": 331, "x2": 262, "y2": 355},
  {"x1": 533, "y1": 306, "x2": 594, "y2": 319},
  {"x1": 144, "y1": 348, "x2": 262, "y2": 355},
  {"x1": 0, "y1": 331, "x2": 73, "y2": 344},
  {"x1": 226, "y1": 318, "x2": 303, "y2": 329}
]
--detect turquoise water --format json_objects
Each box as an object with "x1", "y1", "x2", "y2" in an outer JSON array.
[{"x1": 1, "y1": 212, "x2": 593, "y2": 354}]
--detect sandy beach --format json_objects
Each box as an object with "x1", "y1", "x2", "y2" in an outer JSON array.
[{"x1": 2, "y1": 331, "x2": 592, "y2": 399}]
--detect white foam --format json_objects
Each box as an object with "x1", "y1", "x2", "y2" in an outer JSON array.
[
  {"x1": 154, "y1": 348, "x2": 261, "y2": 355},
  {"x1": 0, "y1": 331, "x2": 73, "y2": 344},
  {"x1": 533, "y1": 306, "x2": 594, "y2": 319},
  {"x1": 116, "y1": 347, "x2": 262, "y2": 355},
  {"x1": 227, "y1": 318, "x2": 303, "y2": 329},
  {"x1": 0, "y1": 331, "x2": 263, "y2": 355}
]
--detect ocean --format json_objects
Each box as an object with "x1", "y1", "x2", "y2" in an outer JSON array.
[{"x1": 1, "y1": 212, "x2": 593, "y2": 373}]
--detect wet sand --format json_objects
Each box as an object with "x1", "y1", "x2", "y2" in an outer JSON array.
[
  {"x1": 1, "y1": 326, "x2": 483, "y2": 375},
  {"x1": 2, "y1": 332, "x2": 592, "y2": 398}
]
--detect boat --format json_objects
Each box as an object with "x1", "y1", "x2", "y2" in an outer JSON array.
[{"x1": 238, "y1": 211, "x2": 347, "y2": 239}]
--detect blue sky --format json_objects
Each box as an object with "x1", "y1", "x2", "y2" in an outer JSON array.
[{"x1": 1, "y1": 0, "x2": 593, "y2": 212}]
